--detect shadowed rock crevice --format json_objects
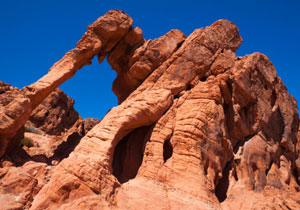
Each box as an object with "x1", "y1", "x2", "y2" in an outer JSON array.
[
  {"x1": 200, "y1": 76, "x2": 208, "y2": 82},
  {"x1": 215, "y1": 160, "x2": 233, "y2": 203},
  {"x1": 263, "y1": 107, "x2": 285, "y2": 143},
  {"x1": 163, "y1": 138, "x2": 173, "y2": 162},
  {"x1": 271, "y1": 89, "x2": 277, "y2": 107},
  {"x1": 49, "y1": 132, "x2": 82, "y2": 163},
  {"x1": 112, "y1": 125, "x2": 153, "y2": 184},
  {"x1": 233, "y1": 134, "x2": 255, "y2": 154}
]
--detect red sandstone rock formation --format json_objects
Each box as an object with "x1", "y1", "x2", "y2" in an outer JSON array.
[
  {"x1": 1, "y1": 9, "x2": 300, "y2": 210},
  {"x1": 0, "y1": 9, "x2": 133, "y2": 157},
  {"x1": 0, "y1": 85, "x2": 100, "y2": 209},
  {"x1": 28, "y1": 88, "x2": 81, "y2": 136}
]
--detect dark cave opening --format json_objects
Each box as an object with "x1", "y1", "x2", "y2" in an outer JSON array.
[
  {"x1": 215, "y1": 160, "x2": 233, "y2": 203},
  {"x1": 200, "y1": 76, "x2": 208, "y2": 82},
  {"x1": 163, "y1": 138, "x2": 173, "y2": 162},
  {"x1": 112, "y1": 125, "x2": 153, "y2": 184}
]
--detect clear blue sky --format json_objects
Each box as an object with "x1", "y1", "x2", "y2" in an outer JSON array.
[{"x1": 1, "y1": 0, "x2": 299, "y2": 119}]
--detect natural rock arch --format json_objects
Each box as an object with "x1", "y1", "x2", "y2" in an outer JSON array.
[
  {"x1": 0, "y1": 10, "x2": 133, "y2": 157},
  {"x1": 0, "y1": 9, "x2": 300, "y2": 210}
]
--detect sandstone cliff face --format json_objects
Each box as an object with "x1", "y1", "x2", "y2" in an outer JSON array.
[{"x1": 1, "y1": 9, "x2": 300, "y2": 210}]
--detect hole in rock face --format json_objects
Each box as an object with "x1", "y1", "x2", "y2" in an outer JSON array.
[
  {"x1": 163, "y1": 138, "x2": 173, "y2": 162},
  {"x1": 215, "y1": 160, "x2": 233, "y2": 203},
  {"x1": 112, "y1": 125, "x2": 153, "y2": 184},
  {"x1": 271, "y1": 90, "x2": 276, "y2": 107},
  {"x1": 200, "y1": 76, "x2": 207, "y2": 82}
]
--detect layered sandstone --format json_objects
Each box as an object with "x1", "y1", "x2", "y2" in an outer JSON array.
[
  {"x1": 0, "y1": 9, "x2": 133, "y2": 157},
  {"x1": 0, "y1": 85, "x2": 101, "y2": 209},
  {"x1": 1, "y1": 9, "x2": 300, "y2": 210}
]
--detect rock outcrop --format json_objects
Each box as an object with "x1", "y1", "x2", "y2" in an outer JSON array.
[
  {"x1": 0, "y1": 9, "x2": 133, "y2": 157},
  {"x1": 0, "y1": 84, "x2": 100, "y2": 209},
  {"x1": 1, "y1": 9, "x2": 300, "y2": 210},
  {"x1": 28, "y1": 88, "x2": 81, "y2": 136}
]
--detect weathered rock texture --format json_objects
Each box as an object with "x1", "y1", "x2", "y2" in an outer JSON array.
[
  {"x1": 28, "y1": 88, "x2": 81, "y2": 136},
  {"x1": 0, "y1": 9, "x2": 133, "y2": 157},
  {"x1": 0, "y1": 85, "x2": 100, "y2": 209},
  {"x1": 1, "y1": 9, "x2": 300, "y2": 210}
]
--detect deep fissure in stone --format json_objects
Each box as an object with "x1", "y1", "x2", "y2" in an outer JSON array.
[
  {"x1": 215, "y1": 160, "x2": 233, "y2": 203},
  {"x1": 163, "y1": 138, "x2": 173, "y2": 162}
]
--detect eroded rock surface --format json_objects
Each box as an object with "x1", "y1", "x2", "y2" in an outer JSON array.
[
  {"x1": 0, "y1": 9, "x2": 133, "y2": 157},
  {"x1": 0, "y1": 84, "x2": 100, "y2": 209},
  {"x1": 28, "y1": 88, "x2": 81, "y2": 136},
  {"x1": 1, "y1": 10, "x2": 300, "y2": 210}
]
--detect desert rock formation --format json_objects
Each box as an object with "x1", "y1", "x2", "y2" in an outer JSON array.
[{"x1": 1, "y1": 9, "x2": 300, "y2": 210}]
